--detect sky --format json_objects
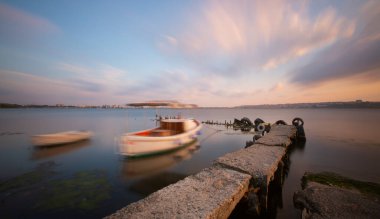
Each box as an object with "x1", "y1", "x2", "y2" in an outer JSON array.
[{"x1": 0, "y1": 0, "x2": 379, "y2": 107}]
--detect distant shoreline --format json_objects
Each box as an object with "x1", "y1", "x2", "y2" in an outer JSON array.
[
  {"x1": 235, "y1": 101, "x2": 380, "y2": 109},
  {"x1": 1, "y1": 101, "x2": 380, "y2": 109}
]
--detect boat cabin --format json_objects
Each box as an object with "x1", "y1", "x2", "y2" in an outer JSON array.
[
  {"x1": 133, "y1": 119, "x2": 198, "y2": 137},
  {"x1": 152, "y1": 119, "x2": 197, "y2": 136}
]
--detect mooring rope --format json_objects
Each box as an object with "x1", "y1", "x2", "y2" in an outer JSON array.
[{"x1": 200, "y1": 125, "x2": 224, "y2": 144}]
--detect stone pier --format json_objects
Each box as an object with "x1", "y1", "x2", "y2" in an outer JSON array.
[{"x1": 106, "y1": 124, "x2": 298, "y2": 218}]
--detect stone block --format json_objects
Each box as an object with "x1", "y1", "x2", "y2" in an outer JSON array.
[
  {"x1": 214, "y1": 145, "x2": 286, "y2": 187},
  {"x1": 255, "y1": 135, "x2": 292, "y2": 147},
  {"x1": 294, "y1": 182, "x2": 380, "y2": 219},
  {"x1": 214, "y1": 144, "x2": 286, "y2": 210},
  {"x1": 268, "y1": 125, "x2": 297, "y2": 139},
  {"x1": 106, "y1": 166, "x2": 251, "y2": 219}
]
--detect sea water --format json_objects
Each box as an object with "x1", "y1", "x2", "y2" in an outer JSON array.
[{"x1": 0, "y1": 108, "x2": 379, "y2": 218}]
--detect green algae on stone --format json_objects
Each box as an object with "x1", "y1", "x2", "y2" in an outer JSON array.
[
  {"x1": 34, "y1": 170, "x2": 111, "y2": 211},
  {"x1": 0, "y1": 171, "x2": 46, "y2": 193},
  {"x1": 0, "y1": 161, "x2": 56, "y2": 193},
  {"x1": 302, "y1": 172, "x2": 380, "y2": 197}
]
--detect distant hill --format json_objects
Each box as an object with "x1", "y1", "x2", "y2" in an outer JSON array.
[
  {"x1": 1, "y1": 100, "x2": 380, "y2": 109},
  {"x1": 0, "y1": 103, "x2": 23, "y2": 108},
  {"x1": 126, "y1": 100, "x2": 198, "y2": 108},
  {"x1": 235, "y1": 101, "x2": 380, "y2": 109}
]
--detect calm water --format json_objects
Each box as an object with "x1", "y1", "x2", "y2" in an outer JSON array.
[{"x1": 0, "y1": 108, "x2": 380, "y2": 218}]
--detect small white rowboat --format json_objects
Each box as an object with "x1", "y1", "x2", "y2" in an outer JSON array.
[
  {"x1": 32, "y1": 131, "x2": 92, "y2": 147},
  {"x1": 119, "y1": 118, "x2": 202, "y2": 157}
]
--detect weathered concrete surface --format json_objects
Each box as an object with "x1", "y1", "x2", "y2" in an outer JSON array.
[
  {"x1": 214, "y1": 145, "x2": 286, "y2": 185},
  {"x1": 294, "y1": 182, "x2": 380, "y2": 219},
  {"x1": 213, "y1": 125, "x2": 296, "y2": 211},
  {"x1": 106, "y1": 166, "x2": 251, "y2": 219},
  {"x1": 267, "y1": 125, "x2": 297, "y2": 139},
  {"x1": 255, "y1": 125, "x2": 296, "y2": 147},
  {"x1": 255, "y1": 135, "x2": 292, "y2": 147},
  {"x1": 214, "y1": 144, "x2": 286, "y2": 210}
]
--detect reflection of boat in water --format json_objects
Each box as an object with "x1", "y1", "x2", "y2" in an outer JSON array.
[
  {"x1": 122, "y1": 140, "x2": 200, "y2": 178},
  {"x1": 32, "y1": 140, "x2": 90, "y2": 160},
  {"x1": 32, "y1": 131, "x2": 92, "y2": 147},
  {"x1": 119, "y1": 119, "x2": 202, "y2": 157}
]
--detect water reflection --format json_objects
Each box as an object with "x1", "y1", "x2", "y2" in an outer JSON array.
[
  {"x1": 230, "y1": 140, "x2": 307, "y2": 219},
  {"x1": 266, "y1": 140, "x2": 307, "y2": 218},
  {"x1": 121, "y1": 140, "x2": 200, "y2": 178},
  {"x1": 31, "y1": 140, "x2": 90, "y2": 160},
  {"x1": 287, "y1": 139, "x2": 306, "y2": 153},
  {"x1": 129, "y1": 172, "x2": 187, "y2": 196},
  {"x1": 1, "y1": 108, "x2": 379, "y2": 218}
]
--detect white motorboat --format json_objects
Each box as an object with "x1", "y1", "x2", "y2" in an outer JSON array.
[
  {"x1": 32, "y1": 131, "x2": 92, "y2": 147},
  {"x1": 119, "y1": 118, "x2": 202, "y2": 157}
]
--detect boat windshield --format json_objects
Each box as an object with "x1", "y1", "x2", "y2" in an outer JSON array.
[{"x1": 160, "y1": 121, "x2": 185, "y2": 134}]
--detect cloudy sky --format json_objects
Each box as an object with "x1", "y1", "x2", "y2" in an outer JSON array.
[{"x1": 0, "y1": 0, "x2": 379, "y2": 107}]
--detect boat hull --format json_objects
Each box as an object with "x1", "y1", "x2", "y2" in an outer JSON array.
[{"x1": 32, "y1": 131, "x2": 92, "y2": 147}]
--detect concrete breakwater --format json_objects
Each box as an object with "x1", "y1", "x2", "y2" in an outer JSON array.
[
  {"x1": 106, "y1": 124, "x2": 301, "y2": 218},
  {"x1": 294, "y1": 172, "x2": 380, "y2": 218}
]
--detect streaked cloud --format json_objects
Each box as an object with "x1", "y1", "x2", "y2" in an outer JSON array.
[
  {"x1": 69, "y1": 79, "x2": 103, "y2": 93},
  {"x1": 269, "y1": 82, "x2": 284, "y2": 92},
  {"x1": 159, "y1": 0, "x2": 354, "y2": 76},
  {"x1": 290, "y1": 0, "x2": 380, "y2": 86},
  {"x1": 0, "y1": 1, "x2": 378, "y2": 106},
  {"x1": 0, "y1": 69, "x2": 82, "y2": 104},
  {"x1": 0, "y1": 61, "x2": 134, "y2": 104},
  {"x1": 0, "y1": 67, "x2": 137, "y2": 105},
  {"x1": 56, "y1": 62, "x2": 130, "y2": 94},
  {"x1": 0, "y1": 3, "x2": 59, "y2": 41},
  {"x1": 57, "y1": 63, "x2": 91, "y2": 75},
  {"x1": 116, "y1": 70, "x2": 190, "y2": 100}
]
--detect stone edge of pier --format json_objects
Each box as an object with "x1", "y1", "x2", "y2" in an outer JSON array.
[{"x1": 106, "y1": 124, "x2": 298, "y2": 219}]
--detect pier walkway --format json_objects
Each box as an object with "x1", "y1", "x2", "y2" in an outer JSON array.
[{"x1": 106, "y1": 124, "x2": 298, "y2": 218}]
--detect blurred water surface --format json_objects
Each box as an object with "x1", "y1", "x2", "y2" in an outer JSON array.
[{"x1": 0, "y1": 108, "x2": 379, "y2": 218}]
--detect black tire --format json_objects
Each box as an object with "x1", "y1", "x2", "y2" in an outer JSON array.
[
  {"x1": 292, "y1": 117, "x2": 304, "y2": 127},
  {"x1": 254, "y1": 118, "x2": 265, "y2": 126},
  {"x1": 257, "y1": 123, "x2": 265, "y2": 132},
  {"x1": 275, "y1": 120, "x2": 287, "y2": 125},
  {"x1": 241, "y1": 117, "x2": 254, "y2": 127}
]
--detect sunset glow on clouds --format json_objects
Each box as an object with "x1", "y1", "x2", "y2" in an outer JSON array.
[{"x1": 0, "y1": 0, "x2": 379, "y2": 106}]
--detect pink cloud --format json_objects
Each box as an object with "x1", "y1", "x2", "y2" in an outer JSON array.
[
  {"x1": 0, "y1": 69, "x2": 131, "y2": 105},
  {"x1": 269, "y1": 82, "x2": 284, "y2": 92},
  {"x1": 56, "y1": 62, "x2": 131, "y2": 95},
  {"x1": 159, "y1": 0, "x2": 355, "y2": 76},
  {"x1": 290, "y1": 0, "x2": 380, "y2": 86},
  {"x1": 0, "y1": 69, "x2": 80, "y2": 104}
]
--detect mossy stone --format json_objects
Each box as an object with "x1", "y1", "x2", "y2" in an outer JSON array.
[{"x1": 302, "y1": 171, "x2": 380, "y2": 197}]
